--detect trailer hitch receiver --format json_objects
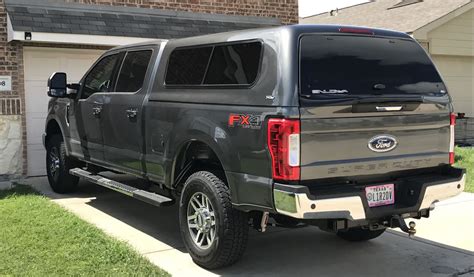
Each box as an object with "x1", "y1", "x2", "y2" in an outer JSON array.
[{"x1": 389, "y1": 215, "x2": 416, "y2": 238}]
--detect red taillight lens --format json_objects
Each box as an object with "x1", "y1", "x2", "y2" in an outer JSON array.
[
  {"x1": 449, "y1": 113, "x2": 456, "y2": 164},
  {"x1": 450, "y1": 113, "x2": 457, "y2": 126},
  {"x1": 267, "y1": 118, "x2": 300, "y2": 181},
  {"x1": 339, "y1": 27, "x2": 374, "y2": 35},
  {"x1": 449, "y1": 152, "x2": 455, "y2": 165}
]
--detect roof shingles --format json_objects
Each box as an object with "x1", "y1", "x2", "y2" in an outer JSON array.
[
  {"x1": 300, "y1": 0, "x2": 472, "y2": 33},
  {"x1": 6, "y1": 2, "x2": 278, "y2": 39}
]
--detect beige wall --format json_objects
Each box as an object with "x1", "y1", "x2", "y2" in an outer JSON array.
[
  {"x1": 428, "y1": 8, "x2": 473, "y2": 117},
  {"x1": 428, "y1": 9, "x2": 473, "y2": 56}
]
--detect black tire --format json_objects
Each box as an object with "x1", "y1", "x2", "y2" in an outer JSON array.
[
  {"x1": 46, "y1": 134, "x2": 80, "y2": 193},
  {"x1": 179, "y1": 171, "x2": 248, "y2": 269},
  {"x1": 336, "y1": 227, "x2": 386, "y2": 242}
]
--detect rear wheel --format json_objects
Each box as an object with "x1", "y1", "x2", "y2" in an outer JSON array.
[
  {"x1": 179, "y1": 171, "x2": 248, "y2": 269},
  {"x1": 337, "y1": 227, "x2": 386, "y2": 242},
  {"x1": 46, "y1": 134, "x2": 80, "y2": 193}
]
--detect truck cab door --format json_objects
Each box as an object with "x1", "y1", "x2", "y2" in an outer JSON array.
[
  {"x1": 101, "y1": 48, "x2": 155, "y2": 175},
  {"x1": 75, "y1": 53, "x2": 123, "y2": 163}
]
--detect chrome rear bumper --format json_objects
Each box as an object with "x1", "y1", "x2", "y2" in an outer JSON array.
[{"x1": 274, "y1": 172, "x2": 466, "y2": 220}]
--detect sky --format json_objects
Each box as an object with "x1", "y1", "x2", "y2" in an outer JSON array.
[{"x1": 299, "y1": 0, "x2": 369, "y2": 18}]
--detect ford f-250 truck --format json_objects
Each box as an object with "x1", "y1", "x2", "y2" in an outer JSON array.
[{"x1": 44, "y1": 25, "x2": 466, "y2": 269}]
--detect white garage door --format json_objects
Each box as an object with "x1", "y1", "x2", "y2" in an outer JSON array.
[
  {"x1": 432, "y1": 55, "x2": 474, "y2": 117},
  {"x1": 24, "y1": 47, "x2": 103, "y2": 176}
]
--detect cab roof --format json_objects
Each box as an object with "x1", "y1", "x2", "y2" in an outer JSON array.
[{"x1": 111, "y1": 24, "x2": 412, "y2": 51}]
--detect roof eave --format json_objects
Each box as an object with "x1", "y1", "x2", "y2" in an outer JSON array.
[
  {"x1": 7, "y1": 29, "x2": 162, "y2": 46},
  {"x1": 412, "y1": 1, "x2": 473, "y2": 40}
]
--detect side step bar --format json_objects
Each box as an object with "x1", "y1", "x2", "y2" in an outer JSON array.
[{"x1": 70, "y1": 168, "x2": 174, "y2": 207}]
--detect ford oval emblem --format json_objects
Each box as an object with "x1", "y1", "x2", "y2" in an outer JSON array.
[{"x1": 368, "y1": 135, "x2": 398, "y2": 153}]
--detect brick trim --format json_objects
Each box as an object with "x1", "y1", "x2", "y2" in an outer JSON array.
[{"x1": 0, "y1": 97, "x2": 21, "y2": 115}]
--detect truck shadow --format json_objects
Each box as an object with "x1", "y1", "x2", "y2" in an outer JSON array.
[{"x1": 30, "y1": 176, "x2": 474, "y2": 277}]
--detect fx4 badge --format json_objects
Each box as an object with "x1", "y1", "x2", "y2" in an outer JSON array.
[{"x1": 228, "y1": 114, "x2": 261, "y2": 129}]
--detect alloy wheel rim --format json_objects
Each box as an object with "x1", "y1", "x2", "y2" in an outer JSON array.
[
  {"x1": 187, "y1": 192, "x2": 216, "y2": 250},
  {"x1": 49, "y1": 148, "x2": 60, "y2": 178}
]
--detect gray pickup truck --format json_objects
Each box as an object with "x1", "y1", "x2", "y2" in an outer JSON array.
[{"x1": 44, "y1": 25, "x2": 466, "y2": 269}]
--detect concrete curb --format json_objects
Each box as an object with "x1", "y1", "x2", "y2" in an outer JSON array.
[
  {"x1": 0, "y1": 181, "x2": 13, "y2": 190},
  {"x1": 0, "y1": 179, "x2": 24, "y2": 190}
]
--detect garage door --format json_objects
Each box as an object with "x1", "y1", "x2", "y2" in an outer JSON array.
[
  {"x1": 24, "y1": 47, "x2": 104, "y2": 176},
  {"x1": 432, "y1": 55, "x2": 474, "y2": 117}
]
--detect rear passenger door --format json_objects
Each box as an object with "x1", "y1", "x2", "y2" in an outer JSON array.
[{"x1": 101, "y1": 47, "x2": 155, "y2": 175}]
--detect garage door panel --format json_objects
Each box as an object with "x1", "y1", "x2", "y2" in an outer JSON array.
[
  {"x1": 24, "y1": 57, "x2": 61, "y2": 80},
  {"x1": 27, "y1": 144, "x2": 46, "y2": 176},
  {"x1": 26, "y1": 116, "x2": 48, "y2": 145},
  {"x1": 25, "y1": 81, "x2": 50, "y2": 114},
  {"x1": 432, "y1": 55, "x2": 473, "y2": 117},
  {"x1": 433, "y1": 56, "x2": 473, "y2": 74},
  {"x1": 24, "y1": 47, "x2": 103, "y2": 176}
]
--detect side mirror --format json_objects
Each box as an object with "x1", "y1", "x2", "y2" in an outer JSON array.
[{"x1": 47, "y1": 72, "x2": 67, "y2": 98}]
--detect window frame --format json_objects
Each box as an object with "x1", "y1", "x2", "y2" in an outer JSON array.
[
  {"x1": 112, "y1": 48, "x2": 155, "y2": 95},
  {"x1": 164, "y1": 39, "x2": 264, "y2": 89},
  {"x1": 78, "y1": 52, "x2": 125, "y2": 100}
]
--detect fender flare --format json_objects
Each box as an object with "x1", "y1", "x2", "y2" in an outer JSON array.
[
  {"x1": 44, "y1": 116, "x2": 70, "y2": 155},
  {"x1": 167, "y1": 129, "x2": 234, "y2": 188}
]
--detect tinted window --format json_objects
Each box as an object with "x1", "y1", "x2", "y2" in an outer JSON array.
[
  {"x1": 204, "y1": 42, "x2": 261, "y2": 85},
  {"x1": 300, "y1": 35, "x2": 446, "y2": 97},
  {"x1": 115, "y1": 50, "x2": 153, "y2": 92},
  {"x1": 165, "y1": 47, "x2": 212, "y2": 85},
  {"x1": 82, "y1": 54, "x2": 121, "y2": 99}
]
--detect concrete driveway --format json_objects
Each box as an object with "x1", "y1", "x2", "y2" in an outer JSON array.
[{"x1": 27, "y1": 176, "x2": 474, "y2": 277}]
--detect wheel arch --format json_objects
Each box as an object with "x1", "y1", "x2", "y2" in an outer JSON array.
[
  {"x1": 170, "y1": 138, "x2": 229, "y2": 191},
  {"x1": 44, "y1": 117, "x2": 72, "y2": 154},
  {"x1": 45, "y1": 118, "x2": 63, "y2": 144}
]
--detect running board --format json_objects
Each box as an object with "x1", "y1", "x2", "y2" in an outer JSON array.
[{"x1": 70, "y1": 168, "x2": 173, "y2": 207}]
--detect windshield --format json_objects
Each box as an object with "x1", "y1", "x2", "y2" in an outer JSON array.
[{"x1": 299, "y1": 35, "x2": 446, "y2": 98}]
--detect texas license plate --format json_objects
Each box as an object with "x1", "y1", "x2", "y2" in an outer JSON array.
[{"x1": 365, "y1": 184, "x2": 395, "y2": 207}]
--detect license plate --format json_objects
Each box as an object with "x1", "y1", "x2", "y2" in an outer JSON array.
[{"x1": 365, "y1": 184, "x2": 395, "y2": 207}]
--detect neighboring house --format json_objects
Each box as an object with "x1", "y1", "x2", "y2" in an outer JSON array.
[
  {"x1": 301, "y1": 0, "x2": 474, "y2": 145},
  {"x1": 0, "y1": 0, "x2": 298, "y2": 178}
]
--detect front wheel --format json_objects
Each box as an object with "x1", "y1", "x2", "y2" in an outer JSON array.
[
  {"x1": 46, "y1": 134, "x2": 80, "y2": 193},
  {"x1": 337, "y1": 227, "x2": 386, "y2": 242},
  {"x1": 179, "y1": 171, "x2": 249, "y2": 269}
]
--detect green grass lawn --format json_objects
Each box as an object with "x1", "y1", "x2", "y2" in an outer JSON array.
[
  {"x1": 0, "y1": 185, "x2": 169, "y2": 276},
  {"x1": 455, "y1": 146, "x2": 474, "y2": 193}
]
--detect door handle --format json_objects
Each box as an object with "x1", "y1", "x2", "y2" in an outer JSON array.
[
  {"x1": 376, "y1": 106, "x2": 403, "y2": 112},
  {"x1": 126, "y1": 108, "x2": 138, "y2": 119},
  {"x1": 92, "y1": 106, "x2": 102, "y2": 117}
]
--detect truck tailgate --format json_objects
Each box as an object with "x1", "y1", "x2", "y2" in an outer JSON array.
[{"x1": 299, "y1": 104, "x2": 450, "y2": 180}]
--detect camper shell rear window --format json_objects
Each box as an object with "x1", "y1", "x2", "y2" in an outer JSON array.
[{"x1": 299, "y1": 35, "x2": 446, "y2": 98}]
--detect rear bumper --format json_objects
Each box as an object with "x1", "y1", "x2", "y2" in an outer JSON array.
[{"x1": 274, "y1": 168, "x2": 466, "y2": 220}]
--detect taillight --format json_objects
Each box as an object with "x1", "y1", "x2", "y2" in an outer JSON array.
[
  {"x1": 449, "y1": 113, "x2": 456, "y2": 164},
  {"x1": 267, "y1": 118, "x2": 300, "y2": 181},
  {"x1": 339, "y1": 27, "x2": 374, "y2": 35}
]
